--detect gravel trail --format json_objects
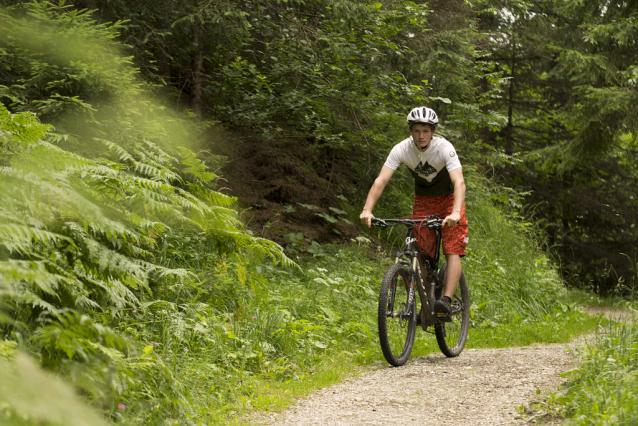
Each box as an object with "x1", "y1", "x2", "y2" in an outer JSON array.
[{"x1": 258, "y1": 343, "x2": 581, "y2": 425}]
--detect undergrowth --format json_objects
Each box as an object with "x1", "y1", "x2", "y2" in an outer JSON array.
[
  {"x1": 1, "y1": 228, "x2": 600, "y2": 425},
  {"x1": 0, "y1": 3, "x2": 603, "y2": 426},
  {"x1": 543, "y1": 312, "x2": 638, "y2": 426},
  {"x1": 0, "y1": 103, "x2": 600, "y2": 425}
]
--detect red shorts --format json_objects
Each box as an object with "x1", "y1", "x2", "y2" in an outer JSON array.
[{"x1": 412, "y1": 194, "x2": 468, "y2": 258}]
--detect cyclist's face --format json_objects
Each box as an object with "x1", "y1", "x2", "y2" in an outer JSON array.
[{"x1": 410, "y1": 124, "x2": 435, "y2": 149}]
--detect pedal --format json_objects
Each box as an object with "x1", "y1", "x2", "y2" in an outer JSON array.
[{"x1": 435, "y1": 312, "x2": 452, "y2": 322}]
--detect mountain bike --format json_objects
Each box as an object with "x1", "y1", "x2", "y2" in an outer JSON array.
[{"x1": 372, "y1": 216, "x2": 470, "y2": 366}]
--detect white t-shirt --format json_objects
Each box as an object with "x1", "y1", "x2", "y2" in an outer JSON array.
[{"x1": 384, "y1": 136, "x2": 461, "y2": 196}]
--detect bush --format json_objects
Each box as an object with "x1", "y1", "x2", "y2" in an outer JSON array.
[{"x1": 558, "y1": 315, "x2": 638, "y2": 425}]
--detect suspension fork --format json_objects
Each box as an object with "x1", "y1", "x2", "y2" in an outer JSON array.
[
  {"x1": 388, "y1": 228, "x2": 420, "y2": 319},
  {"x1": 388, "y1": 278, "x2": 396, "y2": 313},
  {"x1": 387, "y1": 274, "x2": 415, "y2": 319},
  {"x1": 405, "y1": 253, "x2": 419, "y2": 314}
]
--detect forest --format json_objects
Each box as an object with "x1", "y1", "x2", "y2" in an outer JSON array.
[{"x1": 0, "y1": 0, "x2": 636, "y2": 425}]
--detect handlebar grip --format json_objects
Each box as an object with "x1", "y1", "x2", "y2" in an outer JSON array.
[{"x1": 371, "y1": 218, "x2": 387, "y2": 229}]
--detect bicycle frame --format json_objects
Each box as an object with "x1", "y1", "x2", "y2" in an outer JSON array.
[
  {"x1": 374, "y1": 216, "x2": 470, "y2": 363},
  {"x1": 378, "y1": 217, "x2": 444, "y2": 330}
]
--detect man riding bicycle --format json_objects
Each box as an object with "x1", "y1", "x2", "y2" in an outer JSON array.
[{"x1": 360, "y1": 106, "x2": 468, "y2": 318}]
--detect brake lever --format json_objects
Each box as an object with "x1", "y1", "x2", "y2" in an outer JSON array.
[
  {"x1": 427, "y1": 219, "x2": 443, "y2": 229},
  {"x1": 372, "y1": 219, "x2": 388, "y2": 229}
]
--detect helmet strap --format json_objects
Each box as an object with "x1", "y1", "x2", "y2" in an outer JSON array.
[{"x1": 414, "y1": 140, "x2": 430, "y2": 151}]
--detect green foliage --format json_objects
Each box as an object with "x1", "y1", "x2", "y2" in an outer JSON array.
[
  {"x1": 557, "y1": 315, "x2": 638, "y2": 425},
  {"x1": 1, "y1": 101, "x2": 588, "y2": 423},
  {"x1": 78, "y1": 0, "x2": 501, "y2": 192},
  {"x1": 0, "y1": 102, "x2": 290, "y2": 422},
  {"x1": 0, "y1": 109, "x2": 595, "y2": 423},
  {"x1": 0, "y1": 4, "x2": 291, "y2": 423},
  {"x1": 0, "y1": 2, "x2": 134, "y2": 125},
  {"x1": 208, "y1": 0, "x2": 431, "y2": 147},
  {"x1": 0, "y1": 353, "x2": 109, "y2": 426},
  {"x1": 462, "y1": 173, "x2": 566, "y2": 323},
  {"x1": 0, "y1": 1, "x2": 617, "y2": 425},
  {"x1": 471, "y1": 0, "x2": 638, "y2": 294}
]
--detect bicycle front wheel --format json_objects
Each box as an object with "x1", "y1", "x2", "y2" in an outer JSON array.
[
  {"x1": 435, "y1": 263, "x2": 470, "y2": 357},
  {"x1": 378, "y1": 263, "x2": 416, "y2": 366}
]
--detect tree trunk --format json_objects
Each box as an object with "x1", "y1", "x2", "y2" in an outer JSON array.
[
  {"x1": 477, "y1": 11, "x2": 492, "y2": 153},
  {"x1": 505, "y1": 77, "x2": 514, "y2": 155},
  {"x1": 505, "y1": 38, "x2": 515, "y2": 156},
  {"x1": 158, "y1": 47, "x2": 172, "y2": 83},
  {"x1": 503, "y1": 36, "x2": 516, "y2": 187},
  {"x1": 190, "y1": 19, "x2": 203, "y2": 119},
  {"x1": 78, "y1": 0, "x2": 97, "y2": 9},
  {"x1": 478, "y1": 76, "x2": 490, "y2": 152}
]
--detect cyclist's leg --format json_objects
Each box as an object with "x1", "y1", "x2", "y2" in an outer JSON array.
[
  {"x1": 433, "y1": 195, "x2": 468, "y2": 315},
  {"x1": 439, "y1": 195, "x2": 468, "y2": 297},
  {"x1": 443, "y1": 253, "x2": 462, "y2": 298}
]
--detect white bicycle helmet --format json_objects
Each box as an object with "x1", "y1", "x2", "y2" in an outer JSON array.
[{"x1": 406, "y1": 106, "x2": 438, "y2": 127}]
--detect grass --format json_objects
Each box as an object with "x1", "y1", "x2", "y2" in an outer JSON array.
[
  {"x1": 511, "y1": 299, "x2": 638, "y2": 426},
  {"x1": 564, "y1": 288, "x2": 638, "y2": 310},
  {"x1": 180, "y1": 356, "x2": 364, "y2": 425},
  {"x1": 464, "y1": 310, "x2": 601, "y2": 349},
  {"x1": 0, "y1": 164, "x2": 610, "y2": 426},
  {"x1": 203, "y1": 238, "x2": 603, "y2": 425},
  {"x1": 215, "y1": 312, "x2": 603, "y2": 426},
  {"x1": 529, "y1": 311, "x2": 638, "y2": 426},
  {"x1": 230, "y1": 357, "x2": 367, "y2": 424},
  {"x1": 207, "y1": 310, "x2": 602, "y2": 426},
  {"x1": 114, "y1": 165, "x2": 611, "y2": 425}
]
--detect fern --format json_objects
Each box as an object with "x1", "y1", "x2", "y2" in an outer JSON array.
[
  {"x1": 0, "y1": 224, "x2": 73, "y2": 255},
  {"x1": 103, "y1": 138, "x2": 181, "y2": 183},
  {"x1": 0, "y1": 260, "x2": 71, "y2": 296},
  {"x1": 177, "y1": 146, "x2": 219, "y2": 183},
  {"x1": 0, "y1": 353, "x2": 111, "y2": 426},
  {"x1": 0, "y1": 99, "x2": 291, "y2": 327},
  {"x1": 0, "y1": 108, "x2": 52, "y2": 152},
  {"x1": 0, "y1": 6, "x2": 295, "y2": 421}
]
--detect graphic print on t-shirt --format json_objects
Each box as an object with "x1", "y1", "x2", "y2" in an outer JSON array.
[
  {"x1": 383, "y1": 136, "x2": 462, "y2": 196},
  {"x1": 414, "y1": 161, "x2": 437, "y2": 178}
]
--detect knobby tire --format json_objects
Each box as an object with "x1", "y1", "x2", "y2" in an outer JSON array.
[
  {"x1": 378, "y1": 263, "x2": 416, "y2": 366},
  {"x1": 435, "y1": 263, "x2": 470, "y2": 357}
]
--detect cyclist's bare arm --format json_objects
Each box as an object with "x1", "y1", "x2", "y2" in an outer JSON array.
[
  {"x1": 360, "y1": 166, "x2": 395, "y2": 227},
  {"x1": 441, "y1": 168, "x2": 466, "y2": 227}
]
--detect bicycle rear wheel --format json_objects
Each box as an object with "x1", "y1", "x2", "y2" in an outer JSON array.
[
  {"x1": 378, "y1": 263, "x2": 417, "y2": 366},
  {"x1": 435, "y1": 263, "x2": 470, "y2": 357}
]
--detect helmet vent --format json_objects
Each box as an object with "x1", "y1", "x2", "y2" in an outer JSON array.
[{"x1": 406, "y1": 106, "x2": 438, "y2": 126}]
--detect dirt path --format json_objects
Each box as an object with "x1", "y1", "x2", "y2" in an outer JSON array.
[{"x1": 257, "y1": 343, "x2": 583, "y2": 425}]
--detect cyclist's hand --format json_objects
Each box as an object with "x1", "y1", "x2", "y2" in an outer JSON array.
[
  {"x1": 360, "y1": 210, "x2": 375, "y2": 228},
  {"x1": 442, "y1": 212, "x2": 461, "y2": 227}
]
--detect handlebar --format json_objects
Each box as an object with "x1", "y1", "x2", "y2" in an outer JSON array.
[{"x1": 371, "y1": 216, "x2": 443, "y2": 230}]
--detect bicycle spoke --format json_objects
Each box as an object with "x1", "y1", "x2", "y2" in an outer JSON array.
[{"x1": 378, "y1": 263, "x2": 416, "y2": 366}]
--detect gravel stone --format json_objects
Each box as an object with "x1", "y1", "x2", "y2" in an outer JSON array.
[{"x1": 259, "y1": 343, "x2": 582, "y2": 425}]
